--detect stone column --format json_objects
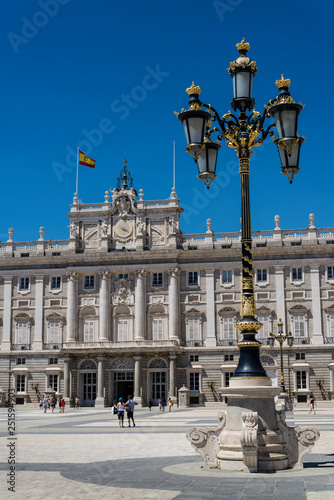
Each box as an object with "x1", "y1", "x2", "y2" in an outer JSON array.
[
  {"x1": 168, "y1": 268, "x2": 180, "y2": 341},
  {"x1": 274, "y1": 266, "x2": 286, "y2": 324},
  {"x1": 66, "y1": 273, "x2": 77, "y2": 342},
  {"x1": 99, "y1": 271, "x2": 110, "y2": 341},
  {"x1": 134, "y1": 270, "x2": 146, "y2": 341},
  {"x1": 33, "y1": 275, "x2": 44, "y2": 350},
  {"x1": 63, "y1": 357, "x2": 71, "y2": 405},
  {"x1": 2, "y1": 276, "x2": 13, "y2": 351},
  {"x1": 205, "y1": 269, "x2": 217, "y2": 347},
  {"x1": 134, "y1": 355, "x2": 142, "y2": 406},
  {"x1": 310, "y1": 265, "x2": 323, "y2": 345},
  {"x1": 169, "y1": 353, "x2": 177, "y2": 402},
  {"x1": 95, "y1": 355, "x2": 106, "y2": 407}
]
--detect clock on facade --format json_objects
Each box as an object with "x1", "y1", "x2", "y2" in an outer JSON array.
[{"x1": 115, "y1": 219, "x2": 133, "y2": 238}]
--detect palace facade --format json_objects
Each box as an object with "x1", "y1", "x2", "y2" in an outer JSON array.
[{"x1": 1, "y1": 162, "x2": 334, "y2": 407}]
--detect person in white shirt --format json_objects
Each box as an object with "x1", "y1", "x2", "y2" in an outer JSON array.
[{"x1": 116, "y1": 398, "x2": 125, "y2": 427}]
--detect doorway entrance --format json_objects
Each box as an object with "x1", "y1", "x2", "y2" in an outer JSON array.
[
  {"x1": 82, "y1": 372, "x2": 97, "y2": 407},
  {"x1": 112, "y1": 371, "x2": 134, "y2": 405},
  {"x1": 151, "y1": 371, "x2": 167, "y2": 405}
]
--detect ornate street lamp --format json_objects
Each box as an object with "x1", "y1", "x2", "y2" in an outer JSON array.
[
  {"x1": 176, "y1": 38, "x2": 304, "y2": 384},
  {"x1": 268, "y1": 319, "x2": 294, "y2": 394}
]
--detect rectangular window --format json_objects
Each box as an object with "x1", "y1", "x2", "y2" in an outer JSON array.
[
  {"x1": 257, "y1": 269, "x2": 267, "y2": 282},
  {"x1": 84, "y1": 320, "x2": 95, "y2": 342},
  {"x1": 294, "y1": 315, "x2": 305, "y2": 337},
  {"x1": 17, "y1": 358, "x2": 25, "y2": 365},
  {"x1": 152, "y1": 318, "x2": 164, "y2": 341},
  {"x1": 292, "y1": 268, "x2": 303, "y2": 281},
  {"x1": 118, "y1": 319, "x2": 129, "y2": 342},
  {"x1": 295, "y1": 353, "x2": 305, "y2": 360},
  {"x1": 16, "y1": 322, "x2": 29, "y2": 345},
  {"x1": 222, "y1": 270, "x2": 233, "y2": 284},
  {"x1": 51, "y1": 277, "x2": 61, "y2": 289},
  {"x1": 328, "y1": 267, "x2": 334, "y2": 280},
  {"x1": 84, "y1": 275, "x2": 95, "y2": 289},
  {"x1": 49, "y1": 358, "x2": 58, "y2": 365},
  {"x1": 224, "y1": 354, "x2": 234, "y2": 361},
  {"x1": 296, "y1": 370, "x2": 307, "y2": 389},
  {"x1": 19, "y1": 277, "x2": 30, "y2": 290},
  {"x1": 257, "y1": 316, "x2": 270, "y2": 339},
  {"x1": 190, "y1": 355, "x2": 199, "y2": 362},
  {"x1": 119, "y1": 274, "x2": 128, "y2": 279},
  {"x1": 221, "y1": 317, "x2": 235, "y2": 340},
  {"x1": 187, "y1": 318, "x2": 201, "y2": 342},
  {"x1": 48, "y1": 321, "x2": 61, "y2": 344},
  {"x1": 329, "y1": 314, "x2": 334, "y2": 337},
  {"x1": 189, "y1": 372, "x2": 200, "y2": 391},
  {"x1": 188, "y1": 271, "x2": 198, "y2": 286},
  {"x1": 48, "y1": 374, "x2": 58, "y2": 392},
  {"x1": 152, "y1": 273, "x2": 163, "y2": 287},
  {"x1": 16, "y1": 375, "x2": 25, "y2": 393},
  {"x1": 225, "y1": 372, "x2": 234, "y2": 387}
]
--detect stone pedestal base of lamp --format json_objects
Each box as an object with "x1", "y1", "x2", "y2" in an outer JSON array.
[{"x1": 186, "y1": 378, "x2": 319, "y2": 473}]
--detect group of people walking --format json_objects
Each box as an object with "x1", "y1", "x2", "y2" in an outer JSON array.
[
  {"x1": 39, "y1": 396, "x2": 66, "y2": 413},
  {"x1": 158, "y1": 397, "x2": 173, "y2": 412}
]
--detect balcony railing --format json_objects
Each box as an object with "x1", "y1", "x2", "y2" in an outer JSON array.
[
  {"x1": 185, "y1": 340, "x2": 204, "y2": 347},
  {"x1": 293, "y1": 337, "x2": 310, "y2": 345},
  {"x1": 44, "y1": 343, "x2": 63, "y2": 350},
  {"x1": 217, "y1": 339, "x2": 237, "y2": 346},
  {"x1": 12, "y1": 344, "x2": 32, "y2": 350},
  {"x1": 62, "y1": 339, "x2": 180, "y2": 349},
  {"x1": 325, "y1": 337, "x2": 334, "y2": 344}
]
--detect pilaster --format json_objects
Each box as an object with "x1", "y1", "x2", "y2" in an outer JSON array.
[
  {"x1": 309, "y1": 265, "x2": 324, "y2": 345},
  {"x1": 33, "y1": 275, "x2": 44, "y2": 350},
  {"x1": 66, "y1": 273, "x2": 77, "y2": 342},
  {"x1": 95, "y1": 355, "x2": 106, "y2": 407},
  {"x1": 2, "y1": 276, "x2": 13, "y2": 351},
  {"x1": 274, "y1": 266, "x2": 286, "y2": 324},
  {"x1": 205, "y1": 269, "x2": 217, "y2": 347},
  {"x1": 134, "y1": 270, "x2": 146, "y2": 341},
  {"x1": 99, "y1": 271, "x2": 110, "y2": 341},
  {"x1": 168, "y1": 268, "x2": 180, "y2": 341}
]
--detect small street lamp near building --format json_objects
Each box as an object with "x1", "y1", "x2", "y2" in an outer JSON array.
[{"x1": 268, "y1": 319, "x2": 293, "y2": 393}]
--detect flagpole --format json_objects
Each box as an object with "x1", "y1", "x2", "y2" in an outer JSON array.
[
  {"x1": 173, "y1": 141, "x2": 176, "y2": 189},
  {"x1": 76, "y1": 147, "x2": 79, "y2": 195}
]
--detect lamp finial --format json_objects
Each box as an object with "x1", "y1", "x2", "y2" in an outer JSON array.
[
  {"x1": 186, "y1": 81, "x2": 201, "y2": 96},
  {"x1": 276, "y1": 74, "x2": 291, "y2": 89},
  {"x1": 236, "y1": 38, "x2": 250, "y2": 52}
]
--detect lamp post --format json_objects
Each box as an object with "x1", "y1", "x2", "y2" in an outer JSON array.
[
  {"x1": 176, "y1": 39, "x2": 304, "y2": 383},
  {"x1": 268, "y1": 319, "x2": 294, "y2": 394}
]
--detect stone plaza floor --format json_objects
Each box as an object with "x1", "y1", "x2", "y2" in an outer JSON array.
[{"x1": 0, "y1": 403, "x2": 333, "y2": 499}]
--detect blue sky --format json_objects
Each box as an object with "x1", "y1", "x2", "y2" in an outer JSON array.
[{"x1": 0, "y1": 0, "x2": 332, "y2": 242}]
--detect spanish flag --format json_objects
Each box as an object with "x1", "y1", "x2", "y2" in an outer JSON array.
[{"x1": 78, "y1": 149, "x2": 96, "y2": 168}]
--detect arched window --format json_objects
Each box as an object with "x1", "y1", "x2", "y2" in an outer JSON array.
[
  {"x1": 79, "y1": 359, "x2": 97, "y2": 370},
  {"x1": 148, "y1": 358, "x2": 168, "y2": 369}
]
